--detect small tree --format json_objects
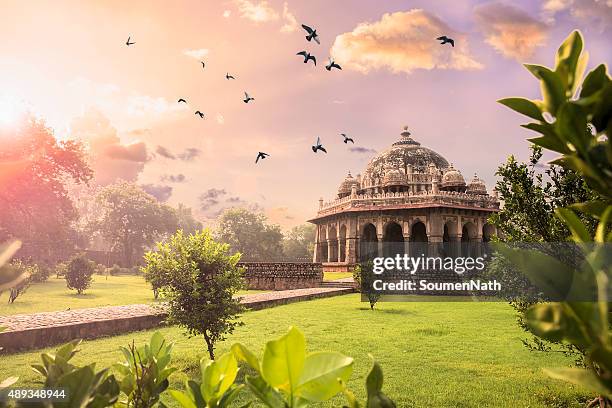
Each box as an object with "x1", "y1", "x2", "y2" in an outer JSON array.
[
  {"x1": 65, "y1": 254, "x2": 95, "y2": 294},
  {"x1": 142, "y1": 230, "x2": 245, "y2": 359},
  {"x1": 353, "y1": 261, "x2": 380, "y2": 310}
]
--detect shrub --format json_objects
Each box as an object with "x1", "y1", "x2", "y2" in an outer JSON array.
[
  {"x1": 353, "y1": 261, "x2": 381, "y2": 310},
  {"x1": 142, "y1": 229, "x2": 245, "y2": 359},
  {"x1": 65, "y1": 254, "x2": 95, "y2": 294},
  {"x1": 54, "y1": 261, "x2": 68, "y2": 278},
  {"x1": 107, "y1": 264, "x2": 122, "y2": 276},
  {"x1": 3, "y1": 260, "x2": 39, "y2": 304}
]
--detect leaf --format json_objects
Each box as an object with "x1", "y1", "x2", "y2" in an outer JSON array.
[
  {"x1": 555, "y1": 103, "x2": 588, "y2": 155},
  {"x1": 595, "y1": 206, "x2": 612, "y2": 244},
  {"x1": 493, "y1": 244, "x2": 576, "y2": 299},
  {"x1": 262, "y1": 326, "x2": 306, "y2": 394},
  {"x1": 0, "y1": 376, "x2": 18, "y2": 389},
  {"x1": 169, "y1": 390, "x2": 198, "y2": 408},
  {"x1": 580, "y1": 64, "x2": 609, "y2": 99},
  {"x1": 525, "y1": 303, "x2": 592, "y2": 346},
  {"x1": 524, "y1": 64, "x2": 566, "y2": 115},
  {"x1": 556, "y1": 208, "x2": 592, "y2": 242},
  {"x1": 232, "y1": 343, "x2": 261, "y2": 374},
  {"x1": 569, "y1": 200, "x2": 609, "y2": 219},
  {"x1": 296, "y1": 352, "x2": 353, "y2": 401},
  {"x1": 244, "y1": 375, "x2": 286, "y2": 408},
  {"x1": 554, "y1": 30, "x2": 585, "y2": 95},
  {"x1": 544, "y1": 367, "x2": 612, "y2": 397},
  {"x1": 498, "y1": 98, "x2": 544, "y2": 121},
  {"x1": 365, "y1": 360, "x2": 396, "y2": 408}
]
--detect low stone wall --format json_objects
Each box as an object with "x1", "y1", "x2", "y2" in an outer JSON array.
[{"x1": 239, "y1": 262, "x2": 323, "y2": 291}]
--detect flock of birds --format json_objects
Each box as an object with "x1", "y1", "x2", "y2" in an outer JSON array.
[{"x1": 125, "y1": 25, "x2": 455, "y2": 165}]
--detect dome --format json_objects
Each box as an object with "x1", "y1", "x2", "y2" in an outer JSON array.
[
  {"x1": 361, "y1": 127, "x2": 450, "y2": 182},
  {"x1": 383, "y1": 167, "x2": 407, "y2": 186},
  {"x1": 466, "y1": 174, "x2": 488, "y2": 195},
  {"x1": 338, "y1": 171, "x2": 359, "y2": 195},
  {"x1": 441, "y1": 164, "x2": 466, "y2": 189}
]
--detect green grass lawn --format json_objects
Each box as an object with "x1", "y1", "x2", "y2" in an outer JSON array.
[
  {"x1": 0, "y1": 294, "x2": 589, "y2": 407},
  {"x1": 323, "y1": 271, "x2": 353, "y2": 281},
  {"x1": 0, "y1": 275, "x2": 261, "y2": 316}
]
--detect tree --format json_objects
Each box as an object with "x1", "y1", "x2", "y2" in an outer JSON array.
[
  {"x1": 497, "y1": 30, "x2": 612, "y2": 404},
  {"x1": 142, "y1": 230, "x2": 245, "y2": 359},
  {"x1": 0, "y1": 115, "x2": 92, "y2": 261},
  {"x1": 283, "y1": 224, "x2": 316, "y2": 261},
  {"x1": 353, "y1": 261, "x2": 381, "y2": 310},
  {"x1": 215, "y1": 208, "x2": 284, "y2": 261},
  {"x1": 65, "y1": 254, "x2": 95, "y2": 294},
  {"x1": 90, "y1": 181, "x2": 178, "y2": 267},
  {"x1": 489, "y1": 145, "x2": 598, "y2": 361}
]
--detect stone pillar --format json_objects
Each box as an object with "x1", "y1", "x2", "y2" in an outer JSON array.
[
  {"x1": 327, "y1": 240, "x2": 332, "y2": 263},
  {"x1": 313, "y1": 227, "x2": 321, "y2": 262},
  {"x1": 377, "y1": 233, "x2": 384, "y2": 258},
  {"x1": 346, "y1": 238, "x2": 358, "y2": 264},
  {"x1": 429, "y1": 235, "x2": 443, "y2": 258}
]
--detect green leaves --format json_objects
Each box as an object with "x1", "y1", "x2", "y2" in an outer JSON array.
[
  {"x1": 234, "y1": 326, "x2": 355, "y2": 407},
  {"x1": 554, "y1": 30, "x2": 588, "y2": 97},
  {"x1": 498, "y1": 98, "x2": 543, "y2": 121},
  {"x1": 524, "y1": 64, "x2": 566, "y2": 115},
  {"x1": 171, "y1": 352, "x2": 243, "y2": 408}
]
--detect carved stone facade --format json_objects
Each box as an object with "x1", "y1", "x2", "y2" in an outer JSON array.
[
  {"x1": 308, "y1": 127, "x2": 500, "y2": 271},
  {"x1": 239, "y1": 262, "x2": 323, "y2": 290}
]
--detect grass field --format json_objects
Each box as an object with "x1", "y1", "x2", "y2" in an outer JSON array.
[
  {"x1": 0, "y1": 294, "x2": 589, "y2": 407},
  {"x1": 0, "y1": 275, "x2": 261, "y2": 316}
]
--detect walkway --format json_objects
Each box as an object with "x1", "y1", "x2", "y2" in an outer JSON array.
[{"x1": 0, "y1": 286, "x2": 354, "y2": 353}]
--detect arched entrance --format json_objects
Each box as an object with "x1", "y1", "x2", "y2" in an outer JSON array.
[
  {"x1": 328, "y1": 226, "x2": 338, "y2": 262},
  {"x1": 410, "y1": 221, "x2": 428, "y2": 257},
  {"x1": 383, "y1": 221, "x2": 404, "y2": 257},
  {"x1": 360, "y1": 223, "x2": 378, "y2": 261}
]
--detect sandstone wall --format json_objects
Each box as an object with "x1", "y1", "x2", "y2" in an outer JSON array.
[{"x1": 239, "y1": 262, "x2": 323, "y2": 290}]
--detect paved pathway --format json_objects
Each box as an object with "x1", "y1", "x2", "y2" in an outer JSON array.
[{"x1": 0, "y1": 286, "x2": 353, "y2": 334}]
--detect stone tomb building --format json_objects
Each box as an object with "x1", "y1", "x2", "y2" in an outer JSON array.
[{"x1": 308, "y1": 127, "x2": 500, "y2": 271}]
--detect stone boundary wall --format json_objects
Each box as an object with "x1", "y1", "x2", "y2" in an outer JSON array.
[{"x1": 239, "y1": 262, "x2": 323, "y2": 291}]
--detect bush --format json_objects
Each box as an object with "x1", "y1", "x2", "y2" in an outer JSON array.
[
  {"x1": 2, "y1": 260, "x2": 39, "y2": 304},
  {"x1": 54, "y1": 262, "x2": 68, "y2": 278},
  {"x1": 353, "y1": 261, "x2": 381, "y2": 310},
  {"x1": 142, "y1": 229, "x2": 245, "y2": 359},
  {"x1": 65, "y1": 254, "x2": 95, "y2": 294}
]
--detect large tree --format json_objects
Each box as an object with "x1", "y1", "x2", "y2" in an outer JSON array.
[
  {"x1": 215, "y1": 208, "x2": 284, "y2": 261},
  {"x1": 0, "y1": 115, "x2": 92, "y2": 261},
  {"x1": 283, "y1": 224, "x2": 316, "y2": 261},
  {"x1": 90, "y1": 181, "x2": 178, "y2": 266}
]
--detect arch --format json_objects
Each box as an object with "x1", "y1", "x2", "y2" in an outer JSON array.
[
  {"x1": 360, "y1": 223, "x2": 378, "y2": 261},
  {"x1": 383, "y1": 221, "x2": 404, "y2": 257},
  {"x1": 339, "y1": 224, "x2": 347, "y2": 262},
  {"x1": 410, "y1": 221, "x2": 428, "y2": 242},
  {"x1": 328, "y1": 226, "x2": 338, "y2": 262},
  {"x1": 462, "y1": 222, "x2": 478, "y2": 257}
]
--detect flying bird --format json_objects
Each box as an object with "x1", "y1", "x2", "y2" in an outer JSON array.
[
  {"x1": 178, "y1": 98, "x2": 187, "y2": 103},
  {"x1": 436, "y1": 36, "x2": 454, "y2": 47},
  {"x1": 301, "y1": 24, "x2": 320, "y2": 44},
  {"x1": 125, "y1": 36, "x2": 135, "y2": 46},
  {"x1": 201, "y1": 61, "x2": 206, "y2": 69},
  {"x1": 226, "y1": 73, "x2": 235, "y2": 80},
  {"x1": 195, "y1": 111, "x2": 205, "y2": 118},
  {"x1": 325, "y1": 58, "x2": 342, "y2": 71},
  {"x1": 255, "y1": 152, "x2": 269, "y2": 163},
  {"x1": 341, "y1": 133, "x2": 354, "y2": 144},
  {"x1": 243, "y1": 92, "x2": 254, "y2": 103},
  {"x1": 312, "y1": 137, "x2": 327, "y2": 153},
  {"x1": 296, "y1": 51, "x2": 316, "y2": 66}
]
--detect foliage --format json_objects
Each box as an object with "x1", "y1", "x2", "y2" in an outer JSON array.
[
  {"x1": 142, "y1": 229, "x2": 245, "y2": 359},
  {"x1": 54, "y1": 261, "x2": 68, "y2": 278},
  {"x1": 0, "y1": 115, "x2": 92, "y2": 261},
  {"x1": 232, "y1": 326, "x2": 354, "y2": 407},
  {"x1": 497, "y1": 30, "x2": 612, "y2": 403},
  {"x1": 488, "y1": 145, "x2": 597, "y2": 362},
  {"x1": 283, "y1": 224, "x2": 316, "y2": 261},
  {"x1": 341, "y1": 358, "x2": 396, "y2": 408},
  {"x1": 169, "y1": 352, "x2": 246, "y2": 408},
  {"x1": 353, "y1": 261, "x2": 381, "y2": 310},
  {"x1": 215, "y1": 208, "x2": 284, "y2": 261},
  {"x1": 29, "y1": 339, "x2": 120, "y2": 407},
  {"x1": 89, "y1": 181, "x2": 179, "y2": 267},
  {"x1": 65, "y1": 253, "x2": 95, "y2": 294},
  {"x1": 114, "y1": 332, "x2": 176, "y2": 408},
  {"x1": 0, "y1": 240, "x2": 22, "y2": 388},
  {"x1": 4, "y1": 260, "x2": 38, "y2": 304}
]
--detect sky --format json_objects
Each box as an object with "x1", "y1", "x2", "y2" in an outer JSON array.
[{"x1": 0, "y1": 0, "x2": 610, "y2": 229}]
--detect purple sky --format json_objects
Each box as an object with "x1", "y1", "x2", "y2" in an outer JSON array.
[{"x1": 0, "y1": 0, "x2": 610, "y2": 228}]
